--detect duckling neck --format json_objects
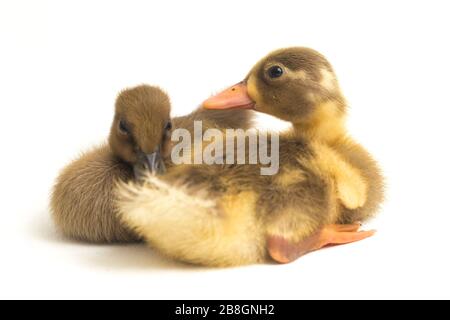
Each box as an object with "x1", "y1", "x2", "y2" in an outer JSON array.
[{"x1": 291, "y1": 101, "x2": 347, "y2": 144}]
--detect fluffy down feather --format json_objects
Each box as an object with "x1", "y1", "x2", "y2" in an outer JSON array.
[{"x1": 117, "y1": 175, "x2": 266, "y2": 267}]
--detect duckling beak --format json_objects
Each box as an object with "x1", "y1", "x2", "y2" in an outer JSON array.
[
  {"x1": 202, "y1": 82, "x2": 255, "y2": 110},
  {"x1": 133, "y1": 150, "x2": 166, "y2": 179},
  {"x1": 144, "y1": 152, "x2": 166, "y2": 174}
]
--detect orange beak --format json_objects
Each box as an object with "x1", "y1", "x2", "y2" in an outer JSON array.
[{"x1": 202, "y1": 82, "x2": 255, "y2": 110}]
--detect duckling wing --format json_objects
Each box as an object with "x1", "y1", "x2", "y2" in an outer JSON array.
[
  {"x1": 50, "y1": 144, "x2": 140, "y2": 243},
  {"x1": 331, "y1": 139, "x2": 385, "y2": 223}
]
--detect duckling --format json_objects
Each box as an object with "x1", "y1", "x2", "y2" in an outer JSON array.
[
  {"x1": 117, "y1": 49, "x2": 381, "y2": 266},
  {"x1": 202, "y1": 47, "x2": 384, "y2": 262},
  {"x1": 118, "y1": 134, "x2": 374, "y2": 266},
  {"x1": 50, "y1": 85, "x2": 171, "y2": 242},
  {"x1": 51, "y1": 85, "x2": 254, "y2": 243}
]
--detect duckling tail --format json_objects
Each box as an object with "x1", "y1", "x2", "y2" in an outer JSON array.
[{"x1": 116, "y1": 175, "x2": 263, "y2": 267}]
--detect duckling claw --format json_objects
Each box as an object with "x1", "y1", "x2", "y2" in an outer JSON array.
[{"x1": 267, "y1": 224, "x2": 375, "y2": 264}]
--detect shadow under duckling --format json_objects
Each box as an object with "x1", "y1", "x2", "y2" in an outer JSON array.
[
  {"x1": 117, "y1": 48, "x2": 383, "y2": 266},
  {"x1": 51, "y1": 85, "x2": 255, "y2": 243},
  {"x1": 203, "y1": 47, "x2": 385, "y2": 262}
]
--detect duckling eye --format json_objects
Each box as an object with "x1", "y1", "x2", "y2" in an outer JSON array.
[
  {"x1": 267, "y1": 65, "x2": 284, "y2": 79},
  {"x1": 164, "y1": 121, "x2": 172, "y2": 132},
  {"x1": 118, "y1": 119, "x2": 130, "y2": 135}
]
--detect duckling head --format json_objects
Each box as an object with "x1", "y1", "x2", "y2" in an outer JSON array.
[
  {"x1": 203, "y1": 47, "x2": 347, "y2": 141},
  {"x1": 109, "y1": 85, "x2": 172, "y2": 177}
]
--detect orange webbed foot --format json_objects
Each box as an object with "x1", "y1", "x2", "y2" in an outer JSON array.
[{"x1": 267, "y1": 223, "x2": 375, "y2": 264}]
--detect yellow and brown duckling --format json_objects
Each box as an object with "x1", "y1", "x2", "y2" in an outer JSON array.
[
  {"x1": 118, "y1": 128, "x2": 372, "y2": 266},
  {"x1": 203, "y1": 47, "x2": 384, "y2": 262},
  {"x1": 117, "y1": 48, "x2": 383, "y2": 266},
  {"x1": 51, "y1": 85, "x2": 255, "y2": 243}
]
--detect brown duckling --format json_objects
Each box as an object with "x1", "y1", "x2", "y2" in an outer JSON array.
[
  {"x1": 51, "y1": 85, "x2": 171, "y2": 242},
  {"x1": 203, "y1": 47, "x2": 384, "y2": 262},
  {"x1": 51, "y1": 86, "x2": 254, "y2": 243}
]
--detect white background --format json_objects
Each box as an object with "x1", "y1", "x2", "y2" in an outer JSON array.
[{"x1": 1, "y1": 0, "x2": 449, "y2": 299}]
